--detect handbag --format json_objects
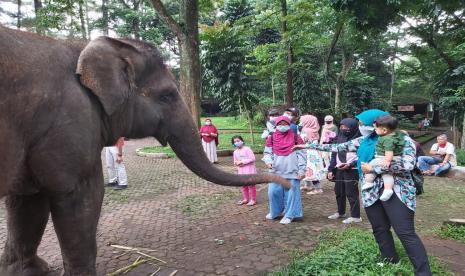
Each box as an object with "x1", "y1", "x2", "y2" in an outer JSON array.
[{"x1": 411, "y1": 167, "x2": 424, "y2": 195}]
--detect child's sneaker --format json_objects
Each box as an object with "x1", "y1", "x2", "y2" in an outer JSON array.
[
  {"x1": 361, "y1": 182, "x2": 375, "y2": 190},
  {"x1": 380, "y1": 189, "x2": 394, "y2": 201},
  {"x1": 246, "y1": 200, "x2": 256, "y2": 206},
  {"x1": 265, "y1": 213, "x2": 274, "y2": 220}
]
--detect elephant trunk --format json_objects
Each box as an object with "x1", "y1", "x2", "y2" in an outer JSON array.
[{"x1": 167, "y1": 120, "x2": 290, "y2": 188}]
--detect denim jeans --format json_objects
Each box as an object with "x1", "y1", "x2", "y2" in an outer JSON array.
[{"x1": 417, "y1": 156, "x2": 451, "y2": 176}]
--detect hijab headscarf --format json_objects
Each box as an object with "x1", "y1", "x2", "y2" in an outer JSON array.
[
  {"x1": 266, "y1": 116, "x2": 303, "y2": 156},
  {"x1": 323, "y1": 115, "x2": 335, "y2": 130},
  {"x1": 355, "y1": 109, "x2": 389, "y2": 177},
  {"x1": 199, "y1": 119, "x2": 219, "y2": 145},
  {"x1": 300, "y1": 115, "x2": 320, "y2": 142},
  {"x1": 336, "y1": 118, "x2": 361, "y2": 162}
]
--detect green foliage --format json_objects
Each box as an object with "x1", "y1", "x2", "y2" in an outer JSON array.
[
  {"x1": 437, "y1": 224, "x2": 465, "y2": 244},
  {"x1": 457, "y1": 149, "x2": 465, "y2": 166},
  {"x1": 273, "y1": 228, "x2": 452, "y2": 276}
]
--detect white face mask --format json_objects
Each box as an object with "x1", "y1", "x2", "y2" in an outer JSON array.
[
  {"x1": 276, "y1": 125, "x2": 291, "y2": 133},
  {"x1": 205, "y1": 121, "x2": 212, "y2": 125},
  {"x1": 359, "y1": 125, "x2": 374, "y2": 137}
]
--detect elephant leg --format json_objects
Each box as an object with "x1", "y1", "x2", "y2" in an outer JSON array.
[
  {"x1": 0, "y1": 193, "x2": 51, "y2": 276},
  {"x1": 50, "y1": 173, "x2": 104, "y2": 276}
]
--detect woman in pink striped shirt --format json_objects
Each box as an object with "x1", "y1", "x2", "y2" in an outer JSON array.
[{"x1": 232, "y1": 135, "x2": 257, "y2": 206}]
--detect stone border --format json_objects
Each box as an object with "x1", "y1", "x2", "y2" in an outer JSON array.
[
  {"x1": 135, "y1": 147, "x2": 170, "y2": 159},
  {"x1": 431, "y1": 165, "x2": 465, "y2": 181}
]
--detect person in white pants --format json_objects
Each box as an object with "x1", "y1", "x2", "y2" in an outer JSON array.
[{"x1": 105, "y1": 137, "x2": 128, "y2": 190}]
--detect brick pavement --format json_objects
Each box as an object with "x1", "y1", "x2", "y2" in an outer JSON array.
[{"x1": 0, "y1": 138, "x2": 461, "y2": 275}]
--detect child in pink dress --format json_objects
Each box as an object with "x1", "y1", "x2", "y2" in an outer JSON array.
[{"x1": 232, "y1": 135, "x2": 257, "y2": 206}]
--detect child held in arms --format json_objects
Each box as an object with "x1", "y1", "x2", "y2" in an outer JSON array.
[
  {"x1": 362, "y1": 115, "x2": 406, "y2": 201},
  {"x1": 232, "y1": 135, "x2": 257, "y2": 206}
]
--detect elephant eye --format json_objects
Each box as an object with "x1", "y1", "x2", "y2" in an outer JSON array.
[{"x1": 159, "y1": 93, "x2": 173, "y2": 102}]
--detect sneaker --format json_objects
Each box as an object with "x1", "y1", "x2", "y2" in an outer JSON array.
[
  {"x1": 106, "y1": 181, "x2": 118, "y2": 187},
  {"x1": 246, "y1": 200, "x2": 256, "y2": 206},
  {"x1": 279, "y1": 217, "x2": 293, "y2": 224},
  {"x1": 265, "y1": 213, "x2": 274, "y2": 220},
  {"x1": 328, "y1": 213, "x2": 346, "y2": 220},
  {"x1": 342, "y1": 217, "x2": 362, "y2": 224},
  {"x1": 113, "y1": 185, "x2": 128, "y2": 190}
]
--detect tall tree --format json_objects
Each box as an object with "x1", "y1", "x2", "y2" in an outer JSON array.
[
  {"x1": 151, "y1": 0, "x2": 201, "y2": 127},
  {"x1": 101, "y1": 0, "x2": 109, "y2": 35},
  {"x1": 16, "y1": 0, "x2": 21, "y2": 29},
  {"x1": 280, "y1": 0, "x2": 294, "y2": 106}
]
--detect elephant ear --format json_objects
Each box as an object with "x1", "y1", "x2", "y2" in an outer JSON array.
[{"x1": 76, "y1": 37, "x2": 140, "y2": 115}]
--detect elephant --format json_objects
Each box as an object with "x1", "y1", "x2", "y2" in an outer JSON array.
[{"x1": 0, "y1": 25, "x2": 289, "y2": 276}]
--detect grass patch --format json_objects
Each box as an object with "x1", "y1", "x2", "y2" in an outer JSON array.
[
  {"x1": 139, "y1": 146, "x2": 176, "y2": 157},
  {"x1": 457, "y1": 149, "x2": 465, "y2": 166},
  {"x1": 177, "y1": 191, "x2": 237, "y2": 217},
  {"x1": 201, "y1": 116, "x2": 250, "y2": 130},
  {"x1": 103, "y1": 187, "x2": 130, "y2": 204},
  {"x1": 272, "y1": 228, "x2": 451, "y2": 276},
  {"x1": 436, "y1": 224, "x2": 465, "y2": 244},
  {"x1": 415, "y1": 134, "x2": 436, "y2": 144}
]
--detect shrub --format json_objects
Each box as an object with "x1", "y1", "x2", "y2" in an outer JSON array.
[{"x1": 457, "y1": 149, "x2": 465, "y2": 166}]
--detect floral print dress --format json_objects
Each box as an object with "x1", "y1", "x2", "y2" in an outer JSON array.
[{"x1": 308, "y1": 136, "x2": 417, "y2": 211}]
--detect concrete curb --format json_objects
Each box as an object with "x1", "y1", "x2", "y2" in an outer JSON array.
[{"x1": 135, "y1": 148, "x2": 170, "y2": 159}]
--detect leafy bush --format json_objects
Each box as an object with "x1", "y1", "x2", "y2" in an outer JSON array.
[
  {"x1": 273, "y1": 228, "x2": 451, "y2": 276},
  {"x1": 437, "y1": 224, "x2": 465, "y2": 244},
  {"x1": 457, "y1": 149, "x2": 465, "y2": 166}
]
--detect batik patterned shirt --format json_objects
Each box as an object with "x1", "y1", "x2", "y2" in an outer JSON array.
[{"x1": 307, "y1": 136, "x2": 417, "y2": 211}]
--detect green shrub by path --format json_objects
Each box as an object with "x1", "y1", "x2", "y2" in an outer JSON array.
[
  {"x1": 457, "y1": 149, "x2": 465, "y2": 166},
  {"x1": 272, "y1": 228, "x2": 452, "y2": 276},
  {"x1": 437, "y1": 224, "x2": 465, "y2": 244}
]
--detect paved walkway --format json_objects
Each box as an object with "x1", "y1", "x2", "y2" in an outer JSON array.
[{"x1": 0, "y1": 138, "x2": 463, "y2": 275}]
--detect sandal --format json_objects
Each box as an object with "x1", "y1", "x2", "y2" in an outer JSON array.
[
  {"x1": 246, "y1": 200, "x2": 256, "y2": 206},
  {"x1": 237, "y1": 199, "x2": 248, "y2": 205}
]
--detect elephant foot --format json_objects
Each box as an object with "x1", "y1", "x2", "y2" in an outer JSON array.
[{"x1": 0, "y1": 255, "x2": 49, "y2": 276}]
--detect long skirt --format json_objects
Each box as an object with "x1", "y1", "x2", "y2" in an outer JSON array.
[
  {"x1": 268, "y1": 178, "x2": 303, "y2": 219},
  {"x1": 202, "y1": 140, "x2": 218, "y2": 163}
]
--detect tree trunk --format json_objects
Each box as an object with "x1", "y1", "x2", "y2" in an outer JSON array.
[
  {"x1": 280, "y1": 0, "x2": 293, "y2": 106},
  {"x1": 390, "y1": 29, "x2": 399, "y2": 103},
  {"x1": 461, "y1": 111, "x2": 465, "y2": 150},
  {"x1": 334, "y1": 83, "x2": 341, "y2": 116},
  {"x1": 271, "y1": 76, "x2": 275, "y2": 105},
  {"x1": 34, "y1": 0, "x2": 43, "y2": 34},
  {"x1": 78, "y1": 0, "x2": 87, "y2": 39},
  {"x1": 132, "y1": 1, "x2": 141, "y2": 40},
  {"x1": 17, "y1": 0, "x2": 21, "y2": 29},
  {"x1": 246, "y1": 108, "x2": 255, "y2": 145},
  {"x1": 179, "y1": 37, "x2": 201, "y2": 128},
  {"x1": 102, "y1": 0, "x2": 109, "y2": 36},
  {"x1": 85, "y1": 0, "x2": 91, "y2": 39},
  {"x1": 150, "y1": 0, "x2": 201, "y2": 127}
]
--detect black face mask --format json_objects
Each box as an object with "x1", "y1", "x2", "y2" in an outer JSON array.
[{"x1": 341, "y1": 129, "x2": 352, "y2": 137}]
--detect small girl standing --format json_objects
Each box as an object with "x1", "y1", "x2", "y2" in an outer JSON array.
[{"x1": 232, "y1": 136, "x2": 257, "y2": 206}]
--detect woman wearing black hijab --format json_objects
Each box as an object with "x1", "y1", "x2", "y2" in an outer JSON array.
[{"x1": 327, "y1": 118, "x2": 362, "y2": 224}]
